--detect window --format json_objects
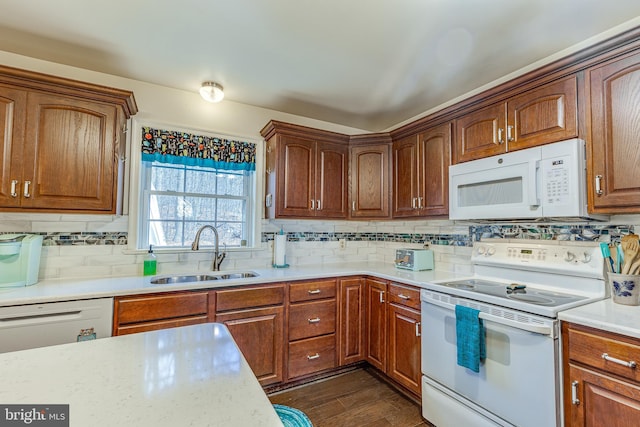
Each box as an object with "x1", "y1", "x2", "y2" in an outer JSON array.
[{"x1": 136, "y1": 126, "x2": 257, "y2": 250}]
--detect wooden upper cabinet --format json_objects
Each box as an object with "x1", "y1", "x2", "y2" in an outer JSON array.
[
  {"x1": 454, "y1": 75, "x2": 578, "y2": 163},
  {"x1": 349, "y1": 135, "x2": 391, "y2": 219},
  {"x1": 418, "y1": 123, "x2": 450, "y2": 216},
  {"x1": 0, "y1": 65, "x2": 137, "y2": 213},
  {"x1": 587, "y1": 50, "x2": 640, "y2": 213},
  {"x1": 261, "y1": 121, "x2": 348, "y2": 219},
  {"x1": 393, "y1": 122, "x2": 450, "y2": 218}
]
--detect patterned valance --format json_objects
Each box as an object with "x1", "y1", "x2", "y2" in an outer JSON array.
[{"x1": 141, "y1": 127, "x2": 256, "y2": 171}]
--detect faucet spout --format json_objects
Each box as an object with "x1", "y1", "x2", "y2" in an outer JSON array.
[{"x1": 191, "y1": 225, "x2": 226, "y2": 271}]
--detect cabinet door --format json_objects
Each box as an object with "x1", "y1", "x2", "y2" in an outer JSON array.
[
  {"x1": 392, "y1": 135, "x2": 419, "y2": 218},
  {"x1": 507, "y1": 75, "x2": 578, "y2": 151},
  {"x1": 350, "y1": 144, "x2": 390, "y2": 218},
  {"x1": 338, "y1": 278, "x2": 365, "y2": 366},
  {"x1": 454, "y1": 102, "x2": 506, "y2": 163},
  {"x1": 388, "y1": 303, "x2": 421, "y2": 396},
  {"x1": 0, "y1": 87, "x2": 26, "y2": 208},
  {"x1": 276, "y1": 135, "x2": 315, "y2": 217},
  {"x1": 216, "y1": 306, "x2": 284, "y2": 386},
  {"x1": 418, "y1": 123, "x2": 450, "y2": 216},
  {"x1": 588, "y1": 51, "x2": 640, "y2": 212},
  {"x1": 316, "y1": 141, "x2": 347, "y2": 218},
  {"x1": 365, "y1": 278, "x2": 387, "y2": 371},
  {"x1": 566, "y1": 364, "x2": 640, "y2": 427},
  {"x1": 22, "y1": 92, "x2": 118, "y2": 211}
]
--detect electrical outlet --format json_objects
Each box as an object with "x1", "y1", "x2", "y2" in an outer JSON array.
[{"x1": 339, "y1": 238, "x2": 346, "y2": 249}]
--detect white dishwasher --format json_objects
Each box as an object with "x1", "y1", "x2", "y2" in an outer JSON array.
[{"x1": 0, "y1": 298, "x2": 113, "y2": 353}]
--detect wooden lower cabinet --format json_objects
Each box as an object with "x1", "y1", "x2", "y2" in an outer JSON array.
[
  {"x1": 563, "y1": 322, "x2": 640, "y2": 426},
  {"x1": 365, "y1": 278, "x2": 388, "y2": 371},
  {"x1": 387, "y1": 303, "x2": 421, "y2": 396},
  {"x1": 338, "y1": 277, "x2": 365, "y2": 365},
  {"x1": 112, "y1": 291, "x2": 209, "y2": 336},
  {"x1": 215, "y1": 306, "x2": 284, "y2": 386}
]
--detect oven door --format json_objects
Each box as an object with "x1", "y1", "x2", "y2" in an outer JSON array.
[{"x1": 420, "y1": 291, "x2": 560, "y2": 427}]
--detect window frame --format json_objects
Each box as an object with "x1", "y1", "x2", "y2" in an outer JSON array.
[{"x1": 126, "y1": 119, "x2": 264, "y2": 253}]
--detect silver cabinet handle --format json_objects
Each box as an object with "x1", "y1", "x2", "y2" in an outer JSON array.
[
  {"x1": 571, "y1": 380, "x2": 580, "y2": 405},
  {"x1": 307, "y1": 289, "x2": 321, "y2": 295},
  {"x1": 352, "y1": 200, "x2": 356, "y2": 211},
  {"x1": 595, "y1": 175, "x2": 604, "y2": 195},
  {"x1": 308, "y1": 317, "x2": 321, "y2": 324},
  {"x1": 310, "y1": 199, "x2": 315, "y2": 210},
  {"x1": 398, "y1": 294, "x2": 411, "y2": 300},
  {"x1": 418, "y1": 197, "x2": 423, "y2": 209},
  {"x1": 10, "y1": 180, "x2": 18, "y2": 198},
  {"x1": 307, "y1": 353, "x2": 320, "y2": 360},
  {"x1": 498, "y1": 128, "x2": 504, "y2": 144},
  {"x1": 316, "y1": 199, "x2": 321, "y2": 210},
  {"x1": 602, "y1": 353, "x2": 637, "y2": 368},
  {"x1": 416, "y1": 322, "x2": 421, "y2": 337},
  {"x1": 23, "y1": 181, "x2": 31, "y2": 198},
  {"x1": 507, "y1": 125, "x2": 514, "y2": 142},
  {"x1": 411, "y1": 197, "x2": 417, "y2": 209},
  {"x1": 379, "y1": 291, "x2": 385, "y2": 304}
]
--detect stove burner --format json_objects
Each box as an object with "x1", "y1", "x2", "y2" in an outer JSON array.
[
  {"x1": 506, "y1": 293, "x2": 555, "y2": 305},
  {"x1": 443, "y1": 282, "x2": 475, "y2": 290}
]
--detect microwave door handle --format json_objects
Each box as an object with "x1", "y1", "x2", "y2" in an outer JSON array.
[{"x1": 528, "y1": 159, "x2": 540, "y2": 207}]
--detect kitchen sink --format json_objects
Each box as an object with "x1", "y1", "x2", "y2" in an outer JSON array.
[{"x1": 150, "y1": 271, "x2": 258, "y2": 285}]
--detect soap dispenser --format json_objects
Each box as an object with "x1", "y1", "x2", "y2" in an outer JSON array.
[{"x1": 143, "y1": 245, "x2": 157, "y2": 276}]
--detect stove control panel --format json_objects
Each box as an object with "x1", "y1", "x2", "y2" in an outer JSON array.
[{"x1": 472, "y1": 240, "x2": 603, "y2": 278}]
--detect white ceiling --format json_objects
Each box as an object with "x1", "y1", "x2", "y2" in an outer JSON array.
[{"x1": 1, "y1": 1, "x2": 640, "y2": 131}]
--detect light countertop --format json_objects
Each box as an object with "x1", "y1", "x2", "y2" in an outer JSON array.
[
  {"x1": 559, "y1": 299, "x2": 640, "y2": 339},
  {"x1": 0, "y1": 262, "x2": 465, "y2": 307},
  {"x1": 0, "y1": 323, "x2": 283, "y2": 427}
]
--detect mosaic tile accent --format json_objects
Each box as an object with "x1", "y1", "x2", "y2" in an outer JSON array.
[
  {"x1": 0, "y1": 232, "x2": 128, "y2": 246},
  {"x1": 470, "y1": 224, "x2": 634, "y2": 243},
  {"x1": 263, "y1": 231, "x2": 471, "y2": 246}
]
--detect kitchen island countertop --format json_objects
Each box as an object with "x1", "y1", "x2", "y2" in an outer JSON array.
[
  {"x1": 0, "y1": 323, "x2": 283, "y2": 426},
  {"x1": 559, "y1": 298, "x2": 640, "y2": 339}
]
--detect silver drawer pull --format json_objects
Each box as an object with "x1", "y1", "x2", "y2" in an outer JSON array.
[
  {"x1": 398, "y1": 294, "x2": 411, "y2": 300},
  {"x1": 10, "y1": 180, "x2": 18, "y2": 198},
  {"x1": 307, "y1": 353, "x2": 320, "y2": 360},
  {"x1": 416, "y1": 322, "x2": 421, "y2": 337},
  {"x1": 307, "y1": 289, "x2": 321, "y2": 295},
  {"x1": 308, "y1": 317, "x2": 321, "y2": 324},
  {"x1": 23, "y1": 181, "x2": 31, "y2": 198},
  {"x1": 602, "y1": 353, "x2": 637, "y2": 368},
  {"x1": 571, "y1": 380, "x2": 580, "y2": 405}
]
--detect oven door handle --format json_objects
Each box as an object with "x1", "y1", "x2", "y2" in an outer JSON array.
[{"x1": 422, "y1": 297, "x2": 553, "y2": 336}]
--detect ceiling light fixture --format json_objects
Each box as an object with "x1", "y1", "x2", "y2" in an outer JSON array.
[{"x1": 199, "y1": 81, "x2": 225, "y2": 103}]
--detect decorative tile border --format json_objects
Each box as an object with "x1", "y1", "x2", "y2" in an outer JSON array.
[{"x1": 0, "y1": 224, "x2": 634, "y2": 247}]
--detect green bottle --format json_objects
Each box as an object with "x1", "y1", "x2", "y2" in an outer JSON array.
[{"x1": 143, "y1": 245, "x2": 157, "y2": 276}]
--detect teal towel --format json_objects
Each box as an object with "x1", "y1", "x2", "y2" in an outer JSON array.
[{"x1": 455, "y1": 305, "x2": 486, "y2": 373}]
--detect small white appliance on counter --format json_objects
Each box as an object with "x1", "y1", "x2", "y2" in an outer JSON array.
[
  {"x1": 0, "y1": 234, "x2": 43, "y2": 288},
  {"x1": 0, "y1": 298, "x2": 113, "y2": 353},
  {"x1": 395, "y1": 248, "x2": 434, "y2": 271},
  {"x1": 449, "y1": 138, "x2": 607, "y2": 221}
]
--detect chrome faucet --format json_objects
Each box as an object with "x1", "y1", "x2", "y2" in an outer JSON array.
[{"x1": 191, "y1": 225, "x2": 226, "y2": 271}]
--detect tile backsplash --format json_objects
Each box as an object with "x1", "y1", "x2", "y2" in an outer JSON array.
[{"x1": 1, "y1": 214, "x2": 638, "y2": 281}]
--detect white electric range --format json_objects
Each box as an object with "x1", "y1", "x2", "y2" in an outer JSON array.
[{"x1": 420, "y1": 239, "x2": 606, "y2": 427}]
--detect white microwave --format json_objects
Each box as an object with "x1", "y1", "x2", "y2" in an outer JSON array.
[{"x1": 449, "y1": 139, "x2": 606, "y2": 221}]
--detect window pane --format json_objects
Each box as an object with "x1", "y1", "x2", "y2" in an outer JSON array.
[
  {"x1": 151, "y1": 164, "x2": 185, "y2": 192},
  {"x1": 149, "y1": 221, "x2": 184, "y2": 247},
  {"x1": 218, "y1": 199, "x2": 244, "y2": 221},
  {"x1": 217, "y1": 172, "x2": 244, "y2": 196},
  {"x1": 217, "y1": 222, "x2": 243, "y2": 246},
  {"x1": 185, "y1": 167, "x2": 217, "y2": 195},
  {"x1": 186, "y1": 196, "x2": 217, "y2": 221},
  {"x1": 149, "y1": 195, "x2": 190, "y2": 220}
]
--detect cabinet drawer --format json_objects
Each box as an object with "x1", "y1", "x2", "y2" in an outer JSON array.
[
  {"x1": 567, "y1": 325, "x2": 640, "y2": 383},
  {"x1": 388, "y1": 283, "x2": 420, "y2": 310},
  {"x1": 289, "y1": 299, "x2": 336, "y2": 341},
  {"x1": 115, "y1": 292, "x2": 208, "y2": 325},
  {"x1": 288, "y1": 334, "x2": 336, "y2": 379},
  {"x1": 115, "y1": 315, "x2": 208, "y2": 336},
  {"x1": 215, "y1": 284, "x2": 285, "y2": 312},
  {"x1": 289, "y1": 279, "x2": 336, "y2": 302}
]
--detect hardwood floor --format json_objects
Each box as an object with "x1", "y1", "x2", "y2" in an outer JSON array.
[{"x1": 269, "y1": 368, "x2": 429, "y2": 427}]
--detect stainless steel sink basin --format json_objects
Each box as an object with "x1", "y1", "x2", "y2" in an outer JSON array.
[
  {"x1": 217, "y1": 272, "x2": 259, "y2": 280},
  {"x1": 150, "y1": 271, "x2": 258, "y2": 285},
  {"x1": 150, "y1": 274, "x2": 220, "y2": 285}
]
